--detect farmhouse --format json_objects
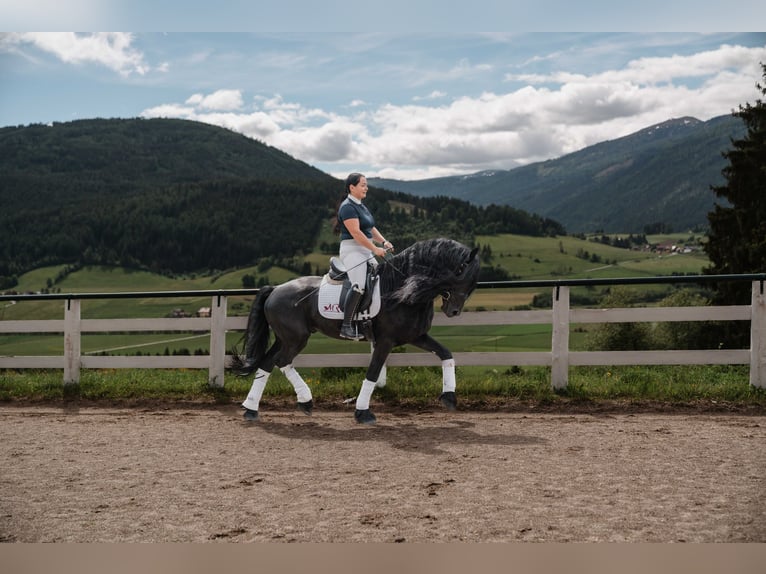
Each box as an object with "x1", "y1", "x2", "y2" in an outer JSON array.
[{"x1": 197, "y1": 307, "x2": 211, "y2": 317}]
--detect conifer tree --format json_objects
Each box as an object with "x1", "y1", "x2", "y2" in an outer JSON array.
[{"x1": 704, "y1": 63, "x2": 766, "y2": 346}]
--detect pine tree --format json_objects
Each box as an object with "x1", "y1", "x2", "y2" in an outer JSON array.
[{"x1": 704, "y1": 63, "x2": 766, "y2": 346}]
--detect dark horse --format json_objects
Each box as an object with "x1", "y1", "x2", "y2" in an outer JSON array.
[{"x1": 231, "y1": 237, "x2": 479, "y2": 424}]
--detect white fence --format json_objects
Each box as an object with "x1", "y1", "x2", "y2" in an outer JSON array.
[{"x1": 1, "y1": 280, "x2": 764, "y2": 389}]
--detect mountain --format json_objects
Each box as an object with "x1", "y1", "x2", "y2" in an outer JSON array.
[
  {"x1": 0, "y1": 117, "x2": 332, "y2": 197},
  {"x1": 369, "y1": 115, "x2": 745, "y2": 233},
  {"x1": 0, "y1": 118, "x2": 561, "y2": 282}
]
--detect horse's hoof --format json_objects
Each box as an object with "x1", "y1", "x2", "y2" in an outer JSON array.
[
  {"x1": 354, "y1": 409, "x2": 377, "y2": 425},
  {"x1": 439, "y1": 391, "x2": 457, "y2": 411},
  {"x1": 243, "y1": 408, "x2": 260, "y2": 421},
  {"x1": 298, "y1": 399, "x2": 313, "y2": 416}
]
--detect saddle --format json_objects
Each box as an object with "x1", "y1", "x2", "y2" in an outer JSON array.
[{"x1": 318, "y1": 257, "x2": 382, "y2": 323}]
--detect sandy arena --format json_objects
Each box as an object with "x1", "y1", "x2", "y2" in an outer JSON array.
[{"x1": 1, "y1": 402, "x2": 764, "y2": 543}]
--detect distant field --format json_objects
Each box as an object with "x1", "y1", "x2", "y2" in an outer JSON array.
[
  {"x1": 1, "y1": 233, "x2": 708, "y2": 356},
  {"x1": 474, "y1": 232, "x2": 707, "y2": 280}
]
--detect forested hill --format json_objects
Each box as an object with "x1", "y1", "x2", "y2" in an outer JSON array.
[
  {"x1": 370, "y1": 115, "x2": 745, "y2": 233},
  {"x1": 0, "y1": 117, "x2": 330, "y2": 188},
  {"x1": 0, "y1": 118, "x2": 563, "y2": 283}
]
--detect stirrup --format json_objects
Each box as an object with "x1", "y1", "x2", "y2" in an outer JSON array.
[{"x1": 340, "y1": 323, "x2": 363, "y2": 341}]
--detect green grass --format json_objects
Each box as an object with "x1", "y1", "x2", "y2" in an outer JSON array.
[
  {"x1": 475, "y1": 233, "x2": 707, "y2": 280},
  {"x1": 0, "y1": 323, "x2": 592, "y2": 357},
  {"x1": 1, "y1": 365, "x2": 764, "y2": 411}
]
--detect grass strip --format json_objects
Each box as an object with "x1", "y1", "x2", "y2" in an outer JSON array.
[{"x1": 1, "y1": 365, "x2": 764, "y2": 412}]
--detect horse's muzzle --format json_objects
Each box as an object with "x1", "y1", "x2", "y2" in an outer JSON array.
[{"x1": 441, "y1": 304, "x2": 462, "y2": 317}]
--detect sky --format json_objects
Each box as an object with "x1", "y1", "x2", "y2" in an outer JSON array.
[{"x1": 1, "y1": 4, "x2": 765, "y2": 180}]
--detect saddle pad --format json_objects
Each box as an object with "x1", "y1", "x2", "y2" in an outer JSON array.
[{"x1": 317, "y1": 275, "x2": 381, "y2": 320}]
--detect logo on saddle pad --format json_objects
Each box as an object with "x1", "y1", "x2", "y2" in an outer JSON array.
[{"x1": 317, "y1": 266, "x2": 382, "y2": 321}]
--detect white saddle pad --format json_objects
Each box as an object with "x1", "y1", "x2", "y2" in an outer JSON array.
[{"x1": 317, "y1": 275, "x2": 382, "y2": 320}]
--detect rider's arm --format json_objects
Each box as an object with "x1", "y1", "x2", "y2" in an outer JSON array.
[
  {"x1": 371, "y1": 227, "x2": 393, "y2": 251},
  {"x1": 345, "y1": 218, "x2": 387, "y2": 257}
]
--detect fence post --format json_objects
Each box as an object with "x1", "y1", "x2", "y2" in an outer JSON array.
[
  {"x1": 63, "y1": 298, "x2": 81, "y2": 384},
  {"x1": 551, "y1": 285, "x2": 570, "y2": 389},
  {"x1": 209, "y1": 295, "x2": 227, "y2": 387},
  {"x1": 750, "y1": 281, "x2": 766, "y2": 388}
]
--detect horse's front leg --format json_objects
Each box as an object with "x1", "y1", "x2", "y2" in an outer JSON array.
[
  {"x1": 353, "y1": 341, "x2": 394, "y2": 425},
  {"x1": 371, "y1": 342, "x2": 387, "y2": 389},
  {"x1": 410, "y1": 334, "x2": 458, "y2": 411}
]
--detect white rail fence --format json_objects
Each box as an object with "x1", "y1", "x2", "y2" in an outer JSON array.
[{"x1": 1, "y1": 280, "x2": 764, "y2": 389}]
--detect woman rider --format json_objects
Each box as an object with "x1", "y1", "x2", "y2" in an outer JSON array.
[{"x1": 335, "y1": 173, "x2": 394, "y2": 340}]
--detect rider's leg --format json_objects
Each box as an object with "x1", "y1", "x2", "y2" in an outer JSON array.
[
  {"x1": 338, "y1": 241, "x2": 371, "y2": 341},
  {"x1": 340, "y1": 285, "x2": 364, "y2": 340}
]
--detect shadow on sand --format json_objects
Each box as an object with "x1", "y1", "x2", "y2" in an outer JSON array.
[{"x1": 248, "y1": 414, "x2": 547, "y2": 456}]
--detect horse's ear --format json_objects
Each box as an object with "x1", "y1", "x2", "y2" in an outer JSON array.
[{"x1": 456, "y1": 247, "x2": 480, "y2": 276}]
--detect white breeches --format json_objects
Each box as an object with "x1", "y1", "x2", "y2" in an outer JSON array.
[{"x1": 339, "y1": 239, "x2": 376, "y2": 290}]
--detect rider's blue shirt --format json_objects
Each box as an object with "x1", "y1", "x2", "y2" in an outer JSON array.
[{"x1": 338, "y1": 195, "x2": 375, "y2": 241}]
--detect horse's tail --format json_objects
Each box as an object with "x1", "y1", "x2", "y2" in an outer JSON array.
[{"x1": 229, "y1": 286, "x2": 275, "y2": 376}]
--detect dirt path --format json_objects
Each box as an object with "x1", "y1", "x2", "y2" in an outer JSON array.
[{"x1": 1, "y1": 404, "x2": 764, "y2": 542}]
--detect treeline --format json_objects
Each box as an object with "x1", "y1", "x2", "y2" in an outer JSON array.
[
  {"x1": 0, "y1": 177, "x2": 565, "y2": 285},
  {"x1": 352, "y1": 191, "x2": 564, "y2": 254},
  {"x1": 1, "y1": 178, "x2": 336, "y2": 279}
]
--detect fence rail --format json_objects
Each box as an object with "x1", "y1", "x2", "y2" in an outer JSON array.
[{"x1": 1, "y1": 274, "x2": 765, "y2": 389}]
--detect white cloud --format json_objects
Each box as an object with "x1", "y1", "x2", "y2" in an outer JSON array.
[
  {"x1": 413, "y1": 90, "x2": 447, "y2": 101},
  {"x1": 185, "y1": 89, "x2": 243, "y2": 111},
  {"x1": 1, "y1": 32, "x2": 149, "y2": 76},
  {"x1": 141, "y1": 103, "x2": 197, "y2": 117},
  {"x1": 140, "y1": 42, "x2": 766, "y2": 179}
]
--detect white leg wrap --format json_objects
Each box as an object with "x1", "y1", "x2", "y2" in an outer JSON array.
[
  {"x1": 375, "y1": 363, "x2": 387, "y2": 388},
  {"x1": 442, "y1": 358, "x2": 456, "y2": 393},
  {"x1": 355, "y1": 379, "x2": 377, "y2": 411},
  {"x1": 371, "y1": 343, "x2": 387, "y2": 388},
  {"x1": 242, "y1": 368, "x2": 270, "y2": 411},
  {"x1": 281, "y1": 365, "x2": 312, "y2": 403}
]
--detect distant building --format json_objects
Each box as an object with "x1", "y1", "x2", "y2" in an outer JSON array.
[{"x1": 197, "y1": 307, "x2": 211, "y2": 317}]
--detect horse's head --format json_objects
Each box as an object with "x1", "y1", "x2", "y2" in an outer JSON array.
[
  {"x1": 439, "y1": 246, "x2": 479, "y2": 317},
  {"x1": 384, "y1": 239, "x2": 481, "y2": 313}
]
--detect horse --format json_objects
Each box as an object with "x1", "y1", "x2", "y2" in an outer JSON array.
[{"x1": 230, "y1": 237, "x2": 480, "y2": 424}]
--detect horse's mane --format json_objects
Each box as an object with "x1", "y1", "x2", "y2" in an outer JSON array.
[{"x1": 379, "y1": 237, "x2": 478, "y2": 307}]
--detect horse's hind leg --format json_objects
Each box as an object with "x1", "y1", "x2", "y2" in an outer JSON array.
[
  {"x1": 279, "y1": 365, "x2": 313, "y2": 415},
  {"x1": 241, "y1": 341, "x2": 281, "y2": 420},
  {"x1": 271, "y1": 336, "x2": 314, "y2": 416},
  {"x1": 242, "y1": 369, "x2": 271, "y2": 421},
  {"x1": 242, "y1": 342, "x2": 313, "y2": 418}
]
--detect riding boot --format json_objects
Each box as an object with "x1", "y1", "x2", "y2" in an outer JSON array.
[{"x1": 340, "y1": 287, "x2": 364, "y2": 340}]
